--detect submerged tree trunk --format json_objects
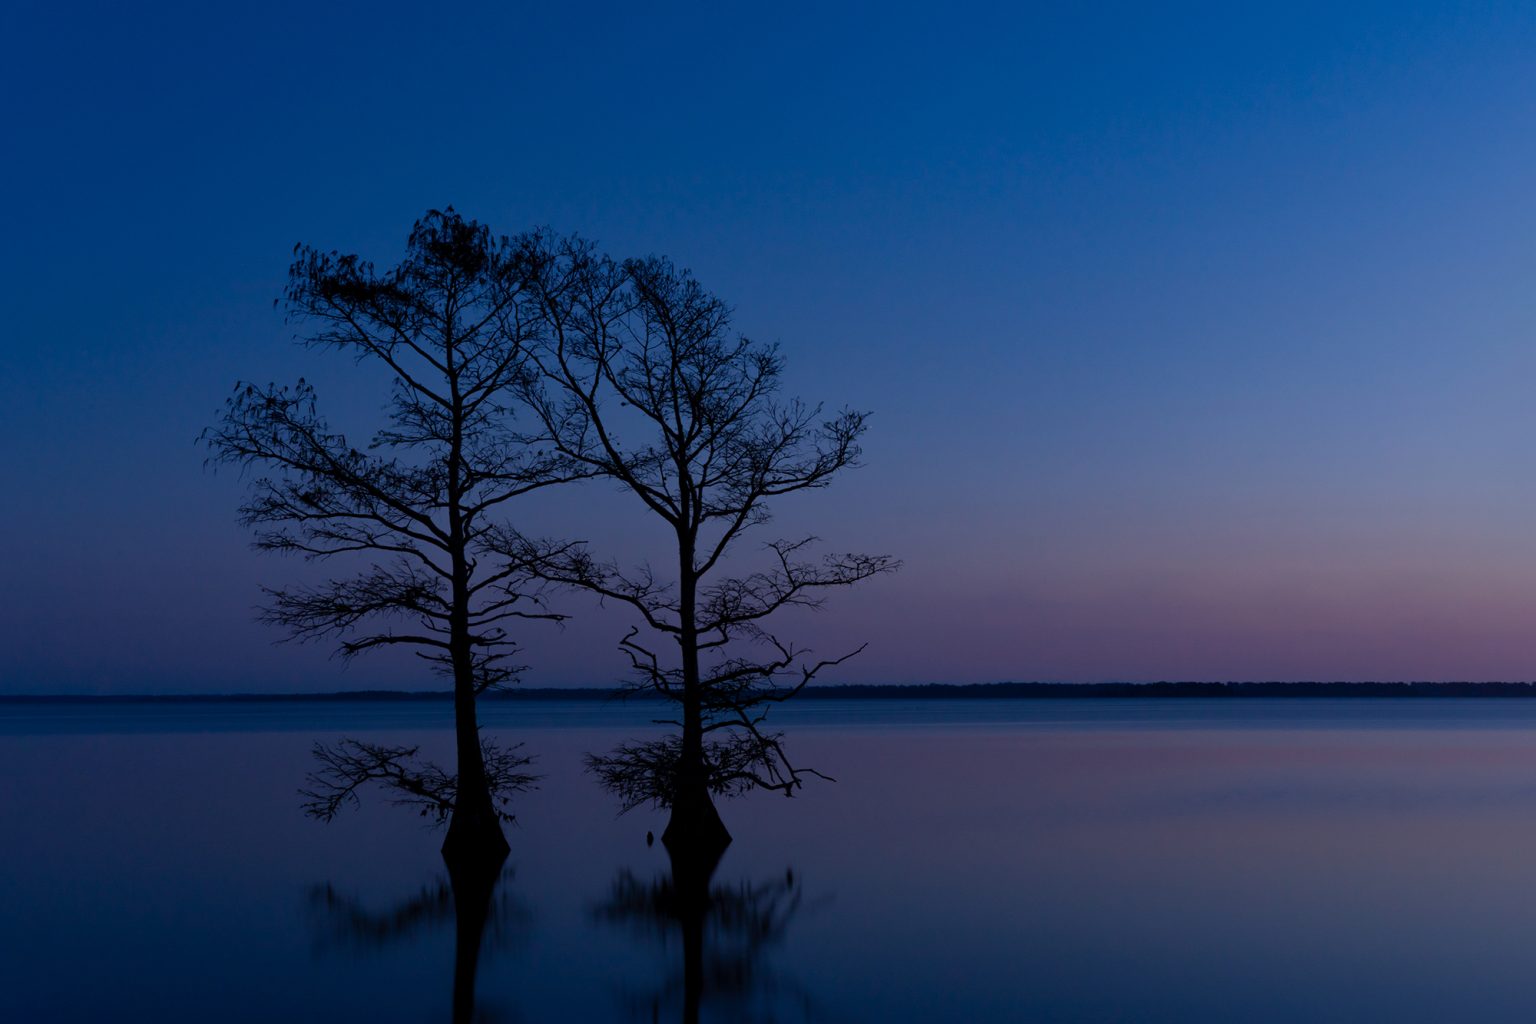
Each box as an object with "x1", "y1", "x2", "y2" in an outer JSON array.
[
  {"x1": 441, "y1": 352, "x2": 510, "y2": 866},
  {"x1": 663, "y1": 690, "x2": 731, "y2": 852},
  {"x1": 664, "y1": 544, "x2": 732, "y2": 853},
  {"x1": 442, "y1": 668, "x2": 510, "y2": 864}
]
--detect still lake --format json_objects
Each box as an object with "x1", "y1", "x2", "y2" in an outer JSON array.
[{"x1": 8, "y1": 697, "x2": 1536, "y2": 1022}]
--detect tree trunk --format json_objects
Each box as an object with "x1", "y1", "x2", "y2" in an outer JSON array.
[
  {"x1": 664, "y1": 539, "x2": 731, "y2": 853},
  {"x1": 442, "y1": 666, "x2": 510, "y2": 864},
  {"x1": 662, "y1": 690, "x2": 731, "y2": 852},
  {"x1": 440, "y1": 332, "x2": 509, "y2": 866}
]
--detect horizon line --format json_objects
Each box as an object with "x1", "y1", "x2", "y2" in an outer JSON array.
[{"x1": 8, "y1": 680, "x2": 1536, "y2": 702}]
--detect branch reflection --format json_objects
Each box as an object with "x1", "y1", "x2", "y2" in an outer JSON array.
[
  {"x1": 307, "y1": 852, "x2": 527, "y2": 1023},
  {"x1": 595, "y1": 842, "x2": 816, "y2": 1023}
]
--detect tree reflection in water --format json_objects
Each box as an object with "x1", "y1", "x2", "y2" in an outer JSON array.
[
  {"x1": 595, "y1": 842, "x2": 816, "y2": 1024},
  {"x1": 307, "y1": 851, "x2": 526, "y2": 1023}
]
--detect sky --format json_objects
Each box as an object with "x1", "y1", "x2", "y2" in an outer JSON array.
[{"x1": 5, "y1": 1, "x2": 1536, "y2": 692}]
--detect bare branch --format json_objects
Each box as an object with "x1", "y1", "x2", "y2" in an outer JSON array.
[
  {"x1": 301, "y1": 738, "x2": 539, "y2": 825},
  {"x1": 505, "y1": 240, "x2": 899, "y2": 822}
]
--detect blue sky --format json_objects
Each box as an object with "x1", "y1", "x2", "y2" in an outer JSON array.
[{"x1": 5, "y1": 2, "x2": 1536, "y2": 691}]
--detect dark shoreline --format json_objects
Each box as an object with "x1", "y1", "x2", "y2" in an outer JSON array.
[{"x1": 8, "y1": 681, "x2": 1536, "y2": 702}]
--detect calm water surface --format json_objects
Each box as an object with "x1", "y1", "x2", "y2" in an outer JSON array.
[{"x1": 7, "y1": 698, "x2": 1536, "y2": 1022}]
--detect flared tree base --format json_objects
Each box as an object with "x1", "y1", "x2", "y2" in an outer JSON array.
[
  {"x1": 440, "y1": 806, "x2": 510, "y2": 868},
  {"x1": 662, "y1": 787, "x2": 732, "y2": 859}
]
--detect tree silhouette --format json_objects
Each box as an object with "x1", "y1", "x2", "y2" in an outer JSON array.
[
  {"x1": 204, "y1": 209, "x2": 580, "y2": 863},
  {"x1": 300, "y1": 738, "x2": 538, "y2": 828},
  {"x1": 502, "y1": 238, "x2": 898, "y2": 849}
]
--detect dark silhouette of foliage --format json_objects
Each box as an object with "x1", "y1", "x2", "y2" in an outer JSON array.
[
  {"x1": 498, "y1": 237, "x2": 898, "y2": 847},
  {"x1": 300, "y1": 738, "x2": 537, "y2": 825},
  {"x1": 203, "y1": 209, "x2": 580, "y2": 862}
]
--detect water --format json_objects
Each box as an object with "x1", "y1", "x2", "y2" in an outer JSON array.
[{"x1": 8, "y1": 697, "x2": 1536, "y2": 1022}]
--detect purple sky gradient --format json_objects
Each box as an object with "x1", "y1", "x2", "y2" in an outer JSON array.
[{"x1": 5, "y1": 2, "x2": 1536, "y2": 692}]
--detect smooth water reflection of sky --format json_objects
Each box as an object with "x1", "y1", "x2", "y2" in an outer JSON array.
[{"x1": 8, "y1": 699, "x2": 1536, "y2": 1022}]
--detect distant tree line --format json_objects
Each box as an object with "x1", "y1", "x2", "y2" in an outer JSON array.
[
  {"x1": 204, "y1": 209, "x2": 897, "y2": 865},
  {"x1": 18, "y1": 680, "x2": 1536, "y2": 705}
]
